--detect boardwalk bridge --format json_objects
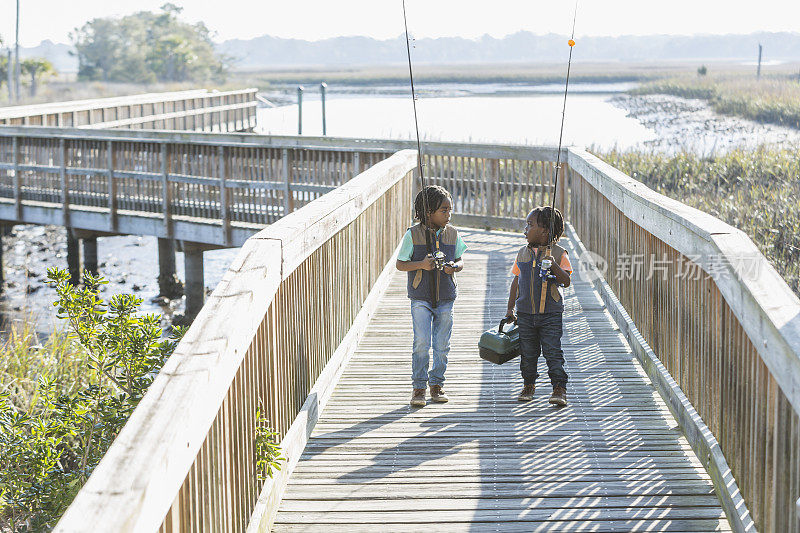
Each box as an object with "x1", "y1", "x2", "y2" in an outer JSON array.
[{"x1": 0, "y1": 91, "x2": 799, "y2": 532}]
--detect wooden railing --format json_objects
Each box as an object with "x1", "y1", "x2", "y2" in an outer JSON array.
[
  {"x1": 0, "y1": 89, "x2": 258, "y2": 132},
  {"x1": 567, "y1": 147, "x2": 800, "y2": 533},
  {"x1": 54, "y1": 150, "x2": 416, "y2": 532},
  {"x1": 0, "y1": 128, "x2": 391, "y2": 246},
  {"x1": 0, "y1": 128, "x2": 563, "y2": 246}
]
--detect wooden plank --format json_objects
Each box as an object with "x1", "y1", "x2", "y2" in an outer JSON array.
[{"x1": 270, "y1": 229, "x2": 732, "y2": 532}]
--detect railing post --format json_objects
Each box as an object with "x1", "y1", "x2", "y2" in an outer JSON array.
[
  {"x1": 353, "y1": 152, "x2": 360, "y2": 177},
  {"x1": 320, "y1": 82, "x2": 327, "y2": 136},
  {"x1": 161, "y1": 143, "x2": 172, "y2": 238},
  {"x1": 218, "y1": 145, "x2": 230, "y2": 246},
  {"x1": 297, "y1": 85, "x2": 304, "y2": 135},
  {"x1": 12, "y1": 136, "x2": 21, "y2": 221},
  {"x1": 107, "y1": 140, "x2": 117, "y2": 232},
  {"x1": 282, "y1": 148, "x2": 293, "y2": 215},
  {"x1": 59, "y1": 138, "x2": 70, "y2": 227},
  {"x1": 488, "y1": 159, "x2": 499, "y2": 217}
]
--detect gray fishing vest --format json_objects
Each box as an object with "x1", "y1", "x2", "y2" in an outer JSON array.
[{"x1": 406, "y1": 223, "x2": 459, "y2": 303}]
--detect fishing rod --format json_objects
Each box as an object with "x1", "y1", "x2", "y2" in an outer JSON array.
[
  {"x1": 547, "y1": 1, "x2": 578, "y2": 247},
  {"x1": 539, "y1": 1, "x2": 578, "y2": 313},
  {"x1": 402, "y1": 0, "x2": 442, "y2": 307}
]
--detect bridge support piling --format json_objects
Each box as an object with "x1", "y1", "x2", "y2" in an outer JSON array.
[
  {"x1": 157, "y1": 238, "x2": 183, "y2": 298},
  {"x1": 183, "y1": 244, "x2": 205, "y2": 322},
  {"x1": 66, "y1": 230, "x2": 80, "y2": 285},
  {"x1": 83, "y1": 237, "x2": 98, "y2": 277}
]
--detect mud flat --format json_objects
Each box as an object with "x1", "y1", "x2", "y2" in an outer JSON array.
[{"x1": 610, "y1": 93, "x2": 800, "y2": 153}]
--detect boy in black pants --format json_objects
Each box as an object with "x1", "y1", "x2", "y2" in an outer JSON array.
[{"x1": 505, "y1": 206, "x2": 572, "y2": 406}]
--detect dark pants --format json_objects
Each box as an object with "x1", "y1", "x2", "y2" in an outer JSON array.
[{"x1": 517, "y1": 312, "x2": 568, "y2": 389}]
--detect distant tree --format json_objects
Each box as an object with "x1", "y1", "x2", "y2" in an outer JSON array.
[
  {"x1": 697, "y1": 65, "x2": 708, "y2": 76},
  {"x1": 71, "y1": 4, "x2": 228, "y2": 83},
  {"x1": 21, "y1": 58, "x2": 55, "y2": 96}
]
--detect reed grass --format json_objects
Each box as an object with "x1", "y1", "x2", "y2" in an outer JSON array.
[
  {"x1": 0, "y1": 319, "x2": 88, "y2": 415},
  {"x1": 597, "y1": 146, "x2": 800, "y2": 298},
  {"x1": 633, "y1": 75, "x2": 800, "y2": 129}
]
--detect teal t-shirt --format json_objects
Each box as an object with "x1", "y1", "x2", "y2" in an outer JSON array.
[{"x1": 397, "y1": 228, "x2": 467, "y2": 261}]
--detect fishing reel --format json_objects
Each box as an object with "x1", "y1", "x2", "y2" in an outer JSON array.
[
  {"x1": 539, "y1": 258, "x2": 557, "y2": 281},
  {"x1": 432, "y1": 250, "x2": 447, "y2": 271}
]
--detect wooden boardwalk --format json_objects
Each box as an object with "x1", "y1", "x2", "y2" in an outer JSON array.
[{"x1": 272, "y1": 228, "x2": 731, "y2": 532}]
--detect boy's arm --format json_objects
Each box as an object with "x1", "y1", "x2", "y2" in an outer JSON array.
[
  {"x1": 544, "y1": 254, "x2": 572, "y2": 288},
  {"x1": 506, "y1": 276, "x2": 519, "y2": 318},
  {"x1": 443, "y1": 257, "x2": 463, "y2": 275},
  {"x1": 396, "y1": 256, "x2": 436, "y2": 272}
]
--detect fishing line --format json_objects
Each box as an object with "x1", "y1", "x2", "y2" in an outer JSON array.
[
  {"x1": 401, "y1": 0, "x2": 430, "y2": 226},
  {"x1": 548, "y1": 0, "x2": 579, "y2": 246}
]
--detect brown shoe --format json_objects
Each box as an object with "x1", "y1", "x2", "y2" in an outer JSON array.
[
  {"x1": 549, "y1": 386, "x2": 567, "y2": 407},
  {"x1": 517, "y1": 384, "x2": 535, "y2": 401},
  {"x1": 410, "y1": 388, "x2": 426, "y2": 407},
  {"x1": 430, "y1": 384, "x2": 449, "y2": 403}
]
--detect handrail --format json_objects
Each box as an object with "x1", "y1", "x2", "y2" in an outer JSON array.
[
  {"x1": 55, "y1": 150, "x2": 417, "y2": 532},
  {"x1": 567, "y1": 146, "x2": 800, "y2": 532},
  {"x1": 0, "y1": 89, "x2": 258, "y2": 132},
  {"x1": 0, "y1": 89, "x2": 257, "y2": 119}
]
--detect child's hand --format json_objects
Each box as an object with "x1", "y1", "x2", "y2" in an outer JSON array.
[
  {"x1": 505, "y1": 309, "x2": 516, "y2": 321},
  {"x1": 443, "y1": 261, "x2": 456, "y2": 275},
  {"x1": 420, "y1": 255, "x2": 437, "y2": 271}
]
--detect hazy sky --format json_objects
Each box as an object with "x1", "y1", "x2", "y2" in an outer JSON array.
[{"x1": 2, "y1": 0, "x2": 799, "y2": 47}]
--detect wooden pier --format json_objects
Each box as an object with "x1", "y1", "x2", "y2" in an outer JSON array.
[
  {"x1": 273, "y1": 228, "x2": 732, "y2": 531},
  {"x1": 0, "y1": 100, "x2": 795, "y2": 531}
]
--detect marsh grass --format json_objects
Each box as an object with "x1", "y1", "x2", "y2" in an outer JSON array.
[
  {"x1": 0, "y1": 319, "x2": 87, "y2": 414},
  {"x1": 633, "y1": 75, "x2": 800, "y2": 129},
  {"x1": 598, "y1": 146, "x2": 800, "y2": 297}
]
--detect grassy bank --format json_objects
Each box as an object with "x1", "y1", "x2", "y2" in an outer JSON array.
[
  {"x1": 632, "y1": 75, "x2": 800, "y2": 129},
  {"x1": 597, "y1": 147, "x2": 800, "y2": 298}
]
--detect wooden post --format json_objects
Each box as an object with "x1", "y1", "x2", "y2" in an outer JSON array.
[
  {"x1": 297, "y1": 86, "x2": 304, "y2": 135},
  {"x1": 161, "y1": 143, "x2": 172, "y2": 238},
  {"x1": 282, "y1": 148, "x2": 293, "y2": 215},
  {"x1": 60, "y1": 138, "x2": 70, "y2": 227},
  {"x1": 183, "y1": 244, "x2": 205, "y2": 322},
  {"x1": 218, "y1": 145, "x2": 230, "y2": 246},
  {"x1": 12, "y1": 136, "x2": 20, "y2": 221},
  {"x1": 83, "y1": 237, "x2": 98, "y2": 277},
  {"x1": 757, "y1": 43, "x2": 763, "y2": 79},
  {"x1": 320, "y1": 82, "x2": 327, "y2": 136},
  {"x1": 353, "y1": 152, "x2": 360, "y2": 177},
  {"x1": 107, "y1": 140, "x2": 117, "y2": 232},
  {"x1": 488, "y1": 159, "x2": 499, "y2": 217},
  {"x1": 66, "y1": 230, "x2": 80, "y2": 286}
]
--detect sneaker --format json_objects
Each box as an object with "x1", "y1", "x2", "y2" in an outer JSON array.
[
  {"x1": 517, "y1": 384, "x2": 535, "y2": 402},
  {"x1": 410, "y1": 388, "x2": 426, "y2": 407},
  {"x1": 430, "y1": 384, "x2": 449, "y2": 403},
  {"x1": 549, "y1": 386, "x2": 567, "y2": 407}
]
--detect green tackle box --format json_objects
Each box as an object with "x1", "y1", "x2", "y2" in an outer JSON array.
[{"x1": 478, "y1": 318, "x2": 520, "y2": 365}]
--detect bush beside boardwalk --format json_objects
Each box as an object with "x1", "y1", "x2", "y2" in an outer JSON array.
[{"x1": 598, "y1": 146, "x2": 800, "y2": 298}]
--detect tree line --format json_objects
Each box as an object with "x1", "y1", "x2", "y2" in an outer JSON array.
[
  {"x1": 0, "y1": 36, "x2": 55, "y2": 99},
  {"x1": 71, "y1": 3, "x2": 229, "y2": 84}
]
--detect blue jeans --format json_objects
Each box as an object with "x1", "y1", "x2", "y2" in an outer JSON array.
[
  {"x1": 517, "y1": 312, "x2": 568, "y2": 389},
  {"x1": 410, "y1": 299, "x2": 454, "y2": 389}
]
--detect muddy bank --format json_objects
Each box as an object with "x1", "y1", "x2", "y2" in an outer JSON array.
[
  {"x1": 610, "y1": 94, "x2": 800, "y2": 154},
  {"x1": 0, "y1": 225, "x2": 238, "y2": 336}
]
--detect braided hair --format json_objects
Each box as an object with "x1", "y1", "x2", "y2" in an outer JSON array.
[
  {"x1": 414, "y1": 185, "x2": 452, "y2": 224},
  {"x1": 531, "y1": 206, "x2": 564, "y2": 244}
]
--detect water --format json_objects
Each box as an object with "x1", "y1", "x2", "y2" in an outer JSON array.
[
  {"x1": 7, "y1": 82, "x2": 800, "y2": 333},
  {"x1": 258, "y1": 92, "x2": 657, "y2": 149}
]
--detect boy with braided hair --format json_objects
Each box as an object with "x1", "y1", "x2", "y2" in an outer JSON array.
[
  {"x1": 396, "y1": 185, "x2": 467, "y2": 407},
  {"x1": 505, "y1": 206, "x2": 572, "y2": 406}
]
